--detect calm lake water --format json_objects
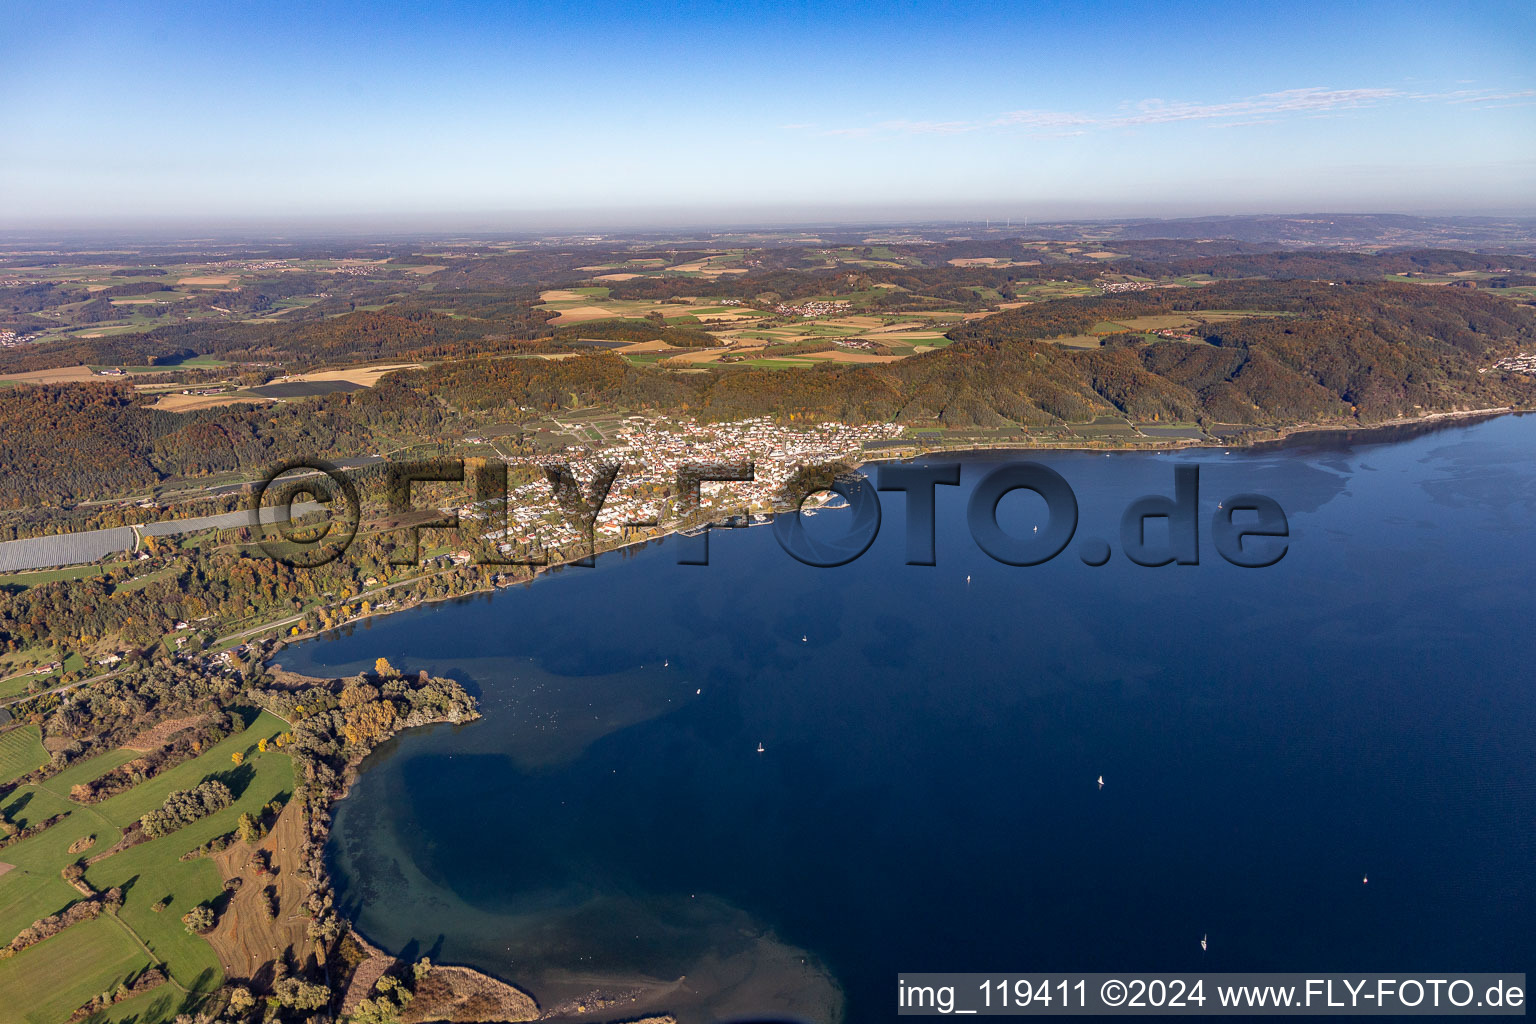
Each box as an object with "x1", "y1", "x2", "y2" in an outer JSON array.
[{"x1": 282, "y1": 415, "x2": 1536, "y2": 1022}]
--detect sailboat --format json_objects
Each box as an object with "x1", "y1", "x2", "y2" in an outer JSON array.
[
  {"x1": 801, "y1": 635, "x2": 808, "y2": 643},
  {"x1": 1201, "y1": 934, "x2": 1208, "y2": 952},
  {"x1": 1097, "y1": 775, "x2": 1104, "y2": 789},
  {"x1": 756, "y1": 742, "x2": 765, "y2": 754}
]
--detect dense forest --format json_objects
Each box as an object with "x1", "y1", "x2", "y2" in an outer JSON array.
[
  {"x1": 0, "y1": 378, "x2": 450, "y2": 506},
  {"x1": 0, "y1": 303, "x2": 559, "y2": 375}
]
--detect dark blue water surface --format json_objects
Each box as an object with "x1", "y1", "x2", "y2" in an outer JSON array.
[{"x1": 286, "y1": 416, "x2": 1536, "y2": 1022}]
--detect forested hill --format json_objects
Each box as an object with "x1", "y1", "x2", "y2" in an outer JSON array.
[
  {"x1": 673, "y1": 281, "x2": 1536, "y2": 426},
  {"x1": 1, "y1": 281, "x2": 1533, "y2": 507},
  {"x1": 0, "y1": 300, "x2": 559, "y2": 376}
]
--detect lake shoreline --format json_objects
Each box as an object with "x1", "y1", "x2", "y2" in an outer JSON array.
[{"x1": 264, "y1": 403, "x2": 1526, "y2": 661}]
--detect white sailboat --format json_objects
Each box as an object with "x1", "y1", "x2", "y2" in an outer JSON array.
[
  {"x1": 756, "y1": 742, "x2": 765, "y2": 754},
  {"x1": 1097, "y1": 775, "x2": 1104, "y2": 789},
  {"x1": 1201, "y1": 934, "x2": 1208, "y2": 952}
]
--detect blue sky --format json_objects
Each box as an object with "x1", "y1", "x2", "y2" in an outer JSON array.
[{"x1": 2, "y1": 0, "x2": 1533, "y2": 227}]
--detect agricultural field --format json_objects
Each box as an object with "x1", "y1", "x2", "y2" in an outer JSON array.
[
  {"x1": 0, "y1": 711, "x2": 295, "y2": 1024},
  {"x1": 538, "y1": 287, "x2": 979, "y2": 369},
  {"x1": 149, "y1": 392, "x2": 272, "y2": 412},
  {"x1": 0, "y1": 561, "x2": 132, "y2": 591},
  {"x1": 0, "y1": 916, "x2": 152, "y2": 1024},
  {"x1": 535, "y1": 287, "x2": 766, "y2": 326},
  {"x1": 0, "y1": 727, "x2": 47, "y2": 784},
  {"x1": 1040, "y1": 309, "x2": 1295, "y2": 347},
  {"x1": 0, "y1": 254, "x2": 432, "y2": 348}
]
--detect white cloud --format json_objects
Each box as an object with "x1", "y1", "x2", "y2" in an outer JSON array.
[{"x1": 819, "y1": 85, "x2": 1526, "y2": 139}]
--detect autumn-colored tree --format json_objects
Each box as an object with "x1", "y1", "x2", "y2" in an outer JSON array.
[
  {"x1": 230, "y1": 750, "x2": 243, "y2": 766},
  {"x1": 236, "y1": 811, "x2": 261, "y2": 845},
  {"x1": 341, "y1": 700, "x2": 396, "y2": 748},
  {"x1": 181, "y1": 904, "x2": 214, "y2": 934},
  {"x1": 340, "y1": 681, "x2": 380, "y2": 708}
]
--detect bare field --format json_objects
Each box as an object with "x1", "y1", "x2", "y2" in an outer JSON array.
[
  {"x1": 177, "y1": 275, "x2": 235, "y2": 285},
  {"x1": 538, "y1": 290, "x2": 766, "y2": 326},
  {"x1": 550, "y1": 305, "x2": 622, "y2": 324},
  {"x1": 616, "y1": 339, "x2": 683, "y2": 353},
  {"x1": 151, "y1": 393, "x2": 271, "y2": 412},
  {"x1": 282, "y1": 363, "x2": 421, "y2": 386},
  {"x1": 205, "y1": 802, "x2": 315, "y2": 984},
  {"x1": 0, "y1": 364, "x2": 100, "y2": 384},
  {"x1": 666, "y1": 349, "x2": 732, "y2": 364}
]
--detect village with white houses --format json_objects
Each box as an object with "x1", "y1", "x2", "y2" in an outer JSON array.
[
  {"x1": 1490, "y1": 352, "x2": 1536, "y2": 376},
  {"x1": 460, "y1": 415, "x2": 906, "y2": 557}
]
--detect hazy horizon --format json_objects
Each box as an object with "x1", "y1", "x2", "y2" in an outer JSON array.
[
  {"x1": 5, "y1": 0, "x2": 1533, "y2": 225},
  {"x1": 4, "y1": 205, "x2": 1536, "y2": 243}
]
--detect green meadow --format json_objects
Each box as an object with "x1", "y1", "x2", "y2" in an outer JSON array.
[{"x1": 0, "y1": 711, "x2": 294, "y2": 1024}]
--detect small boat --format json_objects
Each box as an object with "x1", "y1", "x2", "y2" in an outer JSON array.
[
  {"x1": 756, "y1": 742, "x2": 765, "y2": 754},
  {"x1": 1097, "y1": 775, "x2": 1104, "y2": 789},
  {"x1": 802, "y1": 635, "x2": 808, "y2": 643},
  {"x1": 1201, "y1": 934, "x2": 1208, "y2": 952},
  {"x1": 965, "y1": 575, "x2": 971, "y2": 584},
  {"x1": 663, "y1": 659, "x2": 669, "y2": 668},
  {"x1": 696, "y1": 688, "x2": 701, "y2": 695}
]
